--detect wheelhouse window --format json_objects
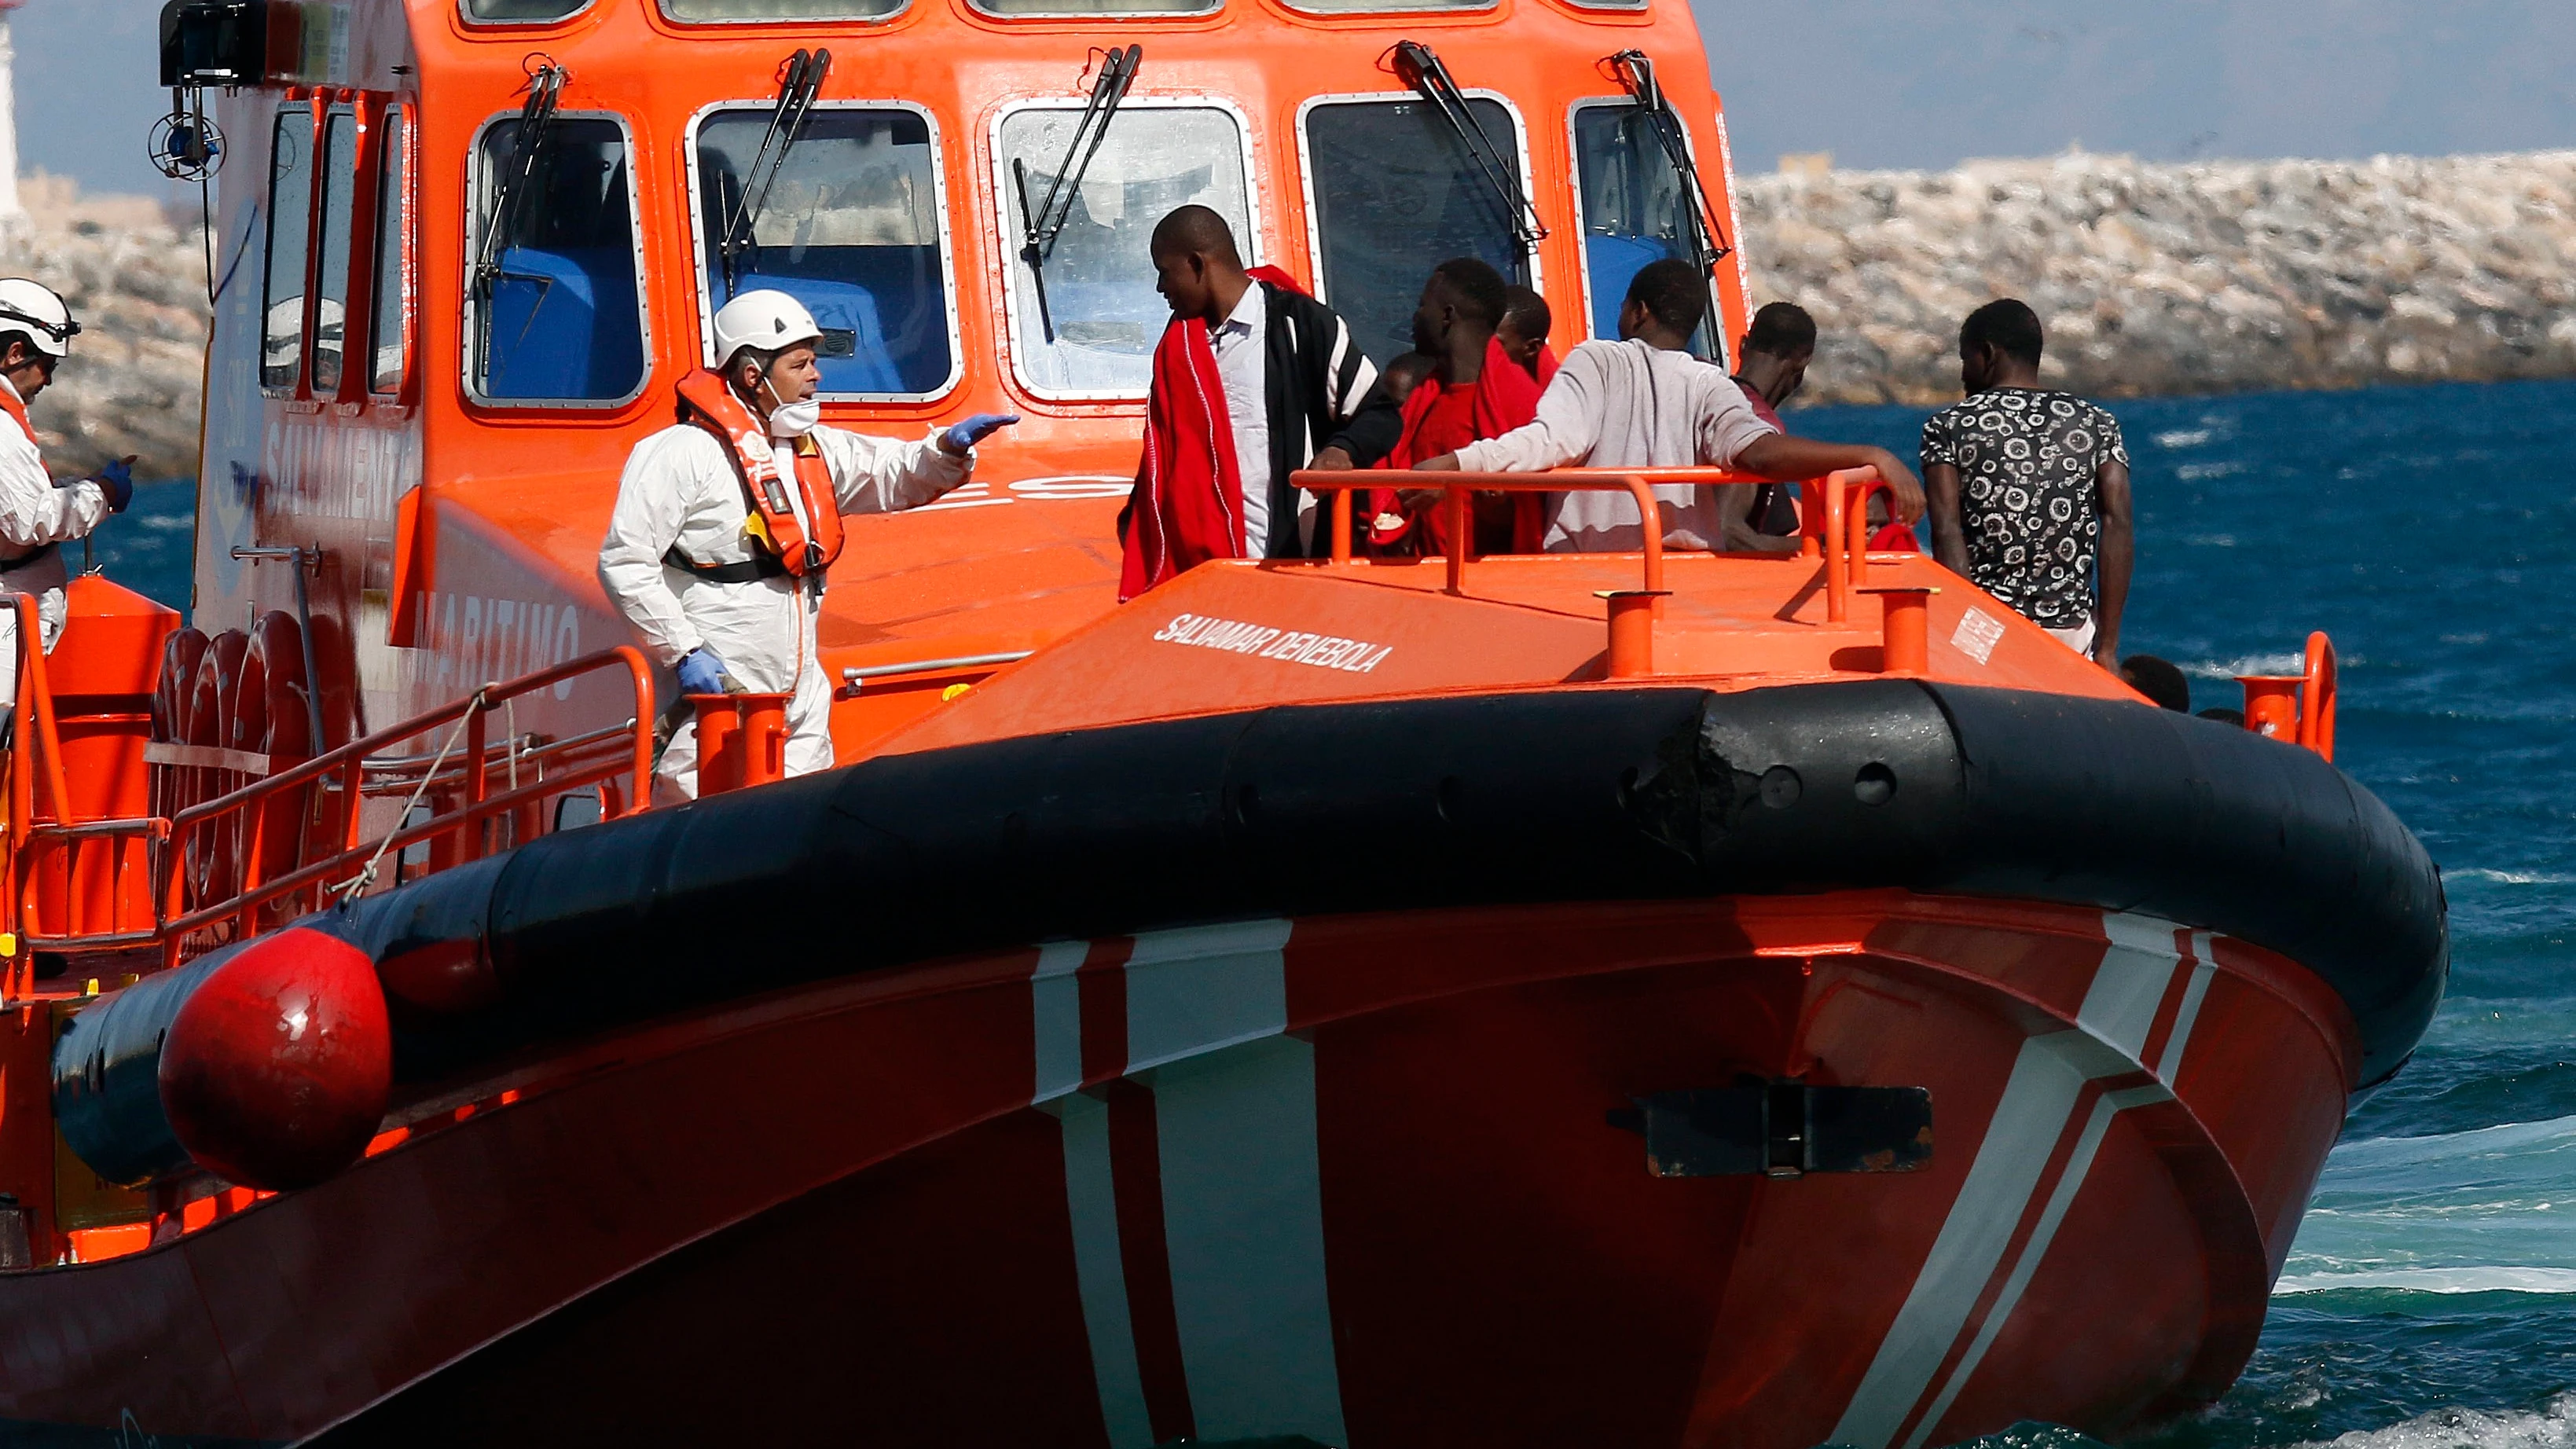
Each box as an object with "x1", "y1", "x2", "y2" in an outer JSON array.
[
  {"x1": 260, "y1": 106, "x2": 313, "y2": 391},
  {"x1": 697, "y1": 107, "x2": 955, "y2": 398},
  {"x1": 462, "y1": 0, "x2": 593, "y2": 20},
  {"x1": 1301, "y1": 97, "x2": 1532, "y2": 360},
  {"x1": 1281, "y1": 0, "x2": 1492, "y2": 12},
  {"x1": 974, "y1": 0, "x2": 1213, "y2": 16},
  {"x1": 997, "y1": 105, "x2": 1253, "y2": 397},
  {"x1": 468, "y1": 115, "x2": 648, "y2": 405},
  {"x1": 659, "y1": 0, "x2": 905, "y2": 22},
  {"x1": 311, "y1": 109, "x2": 359, "y2": 394},
  {"x1": 1571, "y1": 101, "x2": 1719, "y2": 359},
  {"x1": 370, "y1": 107, "x2": 412, "y2": 395}
]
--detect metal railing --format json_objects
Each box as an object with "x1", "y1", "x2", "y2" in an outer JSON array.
[
  {"x1": 2237, "y1": 631, "x2": 2339, "y2": 763},
  {"x1": 3, "y1": 602, "x2": 656, "y2": 978},
  {"x1": 1291, "y1": 464, "x2": 1897, "y2": 621}
]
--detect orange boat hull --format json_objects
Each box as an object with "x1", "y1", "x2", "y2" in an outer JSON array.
[{"x1": 1, "y1": 893, "x2": 2350, "y2": 1448}]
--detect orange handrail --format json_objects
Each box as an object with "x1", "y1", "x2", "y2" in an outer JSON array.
[
  {"x1": 1292, "y1": 464, "x2": 1892, "y2": 620},
  {"x1": 11, "y1": 596, "x2": 74, "y2": 832},
  {"x1": 2, "y1": 634, "x2": 656, "y2": 971},
  {"x1": 2299, "y1": 631, "x2": 2338, "y2": 762},
  {"x1": 151, "y1": 647, "x2": 657, "y2": 953},
  {"x1": 1294, "y1": 469, "x2": 1682, "y2": 597},
  {"x1": 2, "y1": 594, "x2": 75, "y2": 997}
]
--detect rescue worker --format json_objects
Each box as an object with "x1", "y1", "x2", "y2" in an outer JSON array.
[
  {"x1": 599, "y1": 290, "x2": 1016, "y2": 802},
  {"x1": 0, "y1": 278, "x2": 132, "y2": 710}
]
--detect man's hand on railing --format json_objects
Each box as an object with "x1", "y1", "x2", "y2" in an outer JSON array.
[
  {"x1": 1736, "y1": 438, "x2": 1925, "y2": 523},
  {"x1": 676, "y1": 648, "x2": 736, "y2": 697},
  {"x1": 1411, "y1": 453, "x2": 1462, "y2": 472},
  {"x1": 1867, "y1": 449, "x2": 1928, "y2": 523}
]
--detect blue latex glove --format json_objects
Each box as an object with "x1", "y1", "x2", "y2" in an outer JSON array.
[
  {"x1": 942, "y1": 413, "x2": 1020, "y2": 456},
  {"x1": 675, "y1": 647, "x2": 732, "y2": 697},
  {"x1": 78, "y1": 457, "x2": 135, "y2": 514}
]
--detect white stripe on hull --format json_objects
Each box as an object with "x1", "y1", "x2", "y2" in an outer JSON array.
[
  {"x1": 1033, "y1": 940, "x2": 1088, "y2": 1106},
  {"x1": 1156, "y1": 1035, "x2": 1349, "y2": 1446},
  {"x1": 1832, "y1": 912, "x2": 2208, "y2": 1449},
  {"x1": 1125, "y1": 919, "x2": 1293, "y2": 1073},
  {"x1": 1030, "y1": 920, "x2": 1346, "y2": 1448},
  {"x1": 1055, "y1": 1091, "x2": 1157, "y2": 1448}
]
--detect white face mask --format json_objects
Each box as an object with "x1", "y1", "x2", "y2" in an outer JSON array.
[
  {"x1": 768, "y1": 398, "x2": 822, "y2": 438},
  {"x1": 759, "y1": 370, "x2": 821, "y2": 438}
]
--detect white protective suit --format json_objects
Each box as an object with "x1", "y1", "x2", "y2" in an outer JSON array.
[
  {"x1": 598, "y1": 420, "x2": 971, "y2": 802},
  {"x1": 0, "y1": 376, "x2": 109, "y2": 708}
]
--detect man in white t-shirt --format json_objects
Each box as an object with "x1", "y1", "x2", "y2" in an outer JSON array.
[{"x1": 1418, "y1": 261, "x2": 1922, "y2": 551}]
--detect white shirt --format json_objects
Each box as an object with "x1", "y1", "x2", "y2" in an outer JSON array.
[
  {"x1": 1206, "y1": 284, "x2": 1271, "y2": 552},
  {"x1": 0, "y1": 373, "x2": 106, "y2": 684},
  {"x1": 1452, "y1": 339, "x2": 1779, "y2": 552},
  {"x1": 0, "y1": 375, "x2": 105, "y2": 569}
]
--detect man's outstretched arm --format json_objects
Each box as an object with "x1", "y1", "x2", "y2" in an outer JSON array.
[
  {"x1": 1925, "y1": 462, "x2": 1968, "y2": 574},
  {"x1": 2091, "y1": 458, "x2": 2134, "y2": 666},
  {"x1": 1732, "y1": 435, "x2": 1926, "y2": 523}
]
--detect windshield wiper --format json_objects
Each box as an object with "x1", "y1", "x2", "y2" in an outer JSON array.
[
  {"x1": 1391, "y1": 41, "x2": 1546, "y2": 255},
  {"x1": 472, "y1": 59, "x2": 568, "y2": 301},
  {"x1": 1607, "y1": 50, "x2": 1732, "y2": 275},
  {"x1": 1015, "y1": 44, "x2": 1143, "y2": 343},
  {"x1": 720, "y1": 47, "x2": 834, "y2": 294}
]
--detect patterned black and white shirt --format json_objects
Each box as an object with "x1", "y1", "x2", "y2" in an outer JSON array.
[{"x1": 1920, "y1": 388, "x2": 2128, "y2": 629}]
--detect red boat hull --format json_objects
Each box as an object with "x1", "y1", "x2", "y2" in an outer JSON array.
[{"x1": 0, "y1": 891, "x2": 2354, "y2": 1447}]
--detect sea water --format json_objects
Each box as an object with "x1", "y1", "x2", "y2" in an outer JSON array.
[{"x1": 88, "y1": 380, "x2": 2576, "y2": 1449}]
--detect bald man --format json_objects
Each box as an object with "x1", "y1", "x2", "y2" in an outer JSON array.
[{"x1": 1121, "y1": 206, "x2": 1403, "y2": 598}]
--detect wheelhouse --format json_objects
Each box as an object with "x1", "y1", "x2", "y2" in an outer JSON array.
[{"x1": 165, "y1": 0, "x2": 1752, "y2": 752}]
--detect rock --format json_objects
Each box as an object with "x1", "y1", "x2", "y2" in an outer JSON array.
[
  {"x1": 0, "y1": 189, "x2": 210, "y2": 482},
  {"x1": 6, "y1": 149, "x2": 2576, "y2": 472},
  {"x1": 1739, "y1": 149, "x2": 2576, "y2": 406}
]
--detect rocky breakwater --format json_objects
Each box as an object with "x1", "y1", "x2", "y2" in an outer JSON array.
[
  {"x1": 0, "y1": 186, "x2": 210, "y2": 481},
  {"x1": 1741, "y1": 150, "x2": 2576, "y2": 406}
]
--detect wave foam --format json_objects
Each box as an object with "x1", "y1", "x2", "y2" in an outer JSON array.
[
  {"x1": 2274, "y1": 1267, "x2": 2576, "y2": 1295},
  {"x1": 2449, "y1": 869, "x2": 2573, "y2": 886},
  {"x1": 2299, "y1": 1393, "x2": 2576, "y2": 1449},
  {"x1": 2328, "y1": 1113, "x2": 2576, "y2": 1165},
  {"x1": 2182, "y1": 652, "x2": 2305, "y2": 679}
]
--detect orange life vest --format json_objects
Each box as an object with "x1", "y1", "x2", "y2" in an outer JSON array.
[
  {"x1": 0, "y1": 381, "x2": 36, "y2": 449},
  {"x1": 673, "y1": 369, "x2": 844, "y2": 580},
  {"x1": 0, "y1": 382, "x2": 60, "y2": 573}
]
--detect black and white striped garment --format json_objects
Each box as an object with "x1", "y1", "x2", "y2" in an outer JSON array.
[{"x1": 1255, "y1": 281, "x2": 1405, "y2": 559}]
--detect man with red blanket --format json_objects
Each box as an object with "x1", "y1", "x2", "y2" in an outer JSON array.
[
  {"x1": 1119, "y1": 207, "x2": 1403, "y2": 600},
  {"x1": 1368, "y1": 258, "x2": 1546, "y2": 555}
]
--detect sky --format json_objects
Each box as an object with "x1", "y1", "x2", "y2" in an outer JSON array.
[
  {"x1": 14, "y1": 0, "x2": 2576, "y2": 197},
  {"x1": 1693, "y1": 0, "x2": 2576, "y2": 173}
]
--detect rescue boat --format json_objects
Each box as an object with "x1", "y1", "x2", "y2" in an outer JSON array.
[{"x1": 0, "y1": 0, "x2": 2442, "y2": 1444}]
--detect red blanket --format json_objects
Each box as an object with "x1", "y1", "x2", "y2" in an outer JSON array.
[
  {"x1": 1117, "y1": 270, "x2": 1314, "y2": 600},
  {"x1": 1118, "y1": 314, "x2": 1244, "y2": 602},
  {"x1": 1373, "y1": 336, "x2": 1545, "y2": 553}
]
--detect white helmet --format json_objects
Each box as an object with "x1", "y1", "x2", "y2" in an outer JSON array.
[
  {"x1": 711, "y1": 290, "x2": 821, "y2": 370},
  {"x1": 0, "y1": 279, "x2": 77, "y2": 360}
]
